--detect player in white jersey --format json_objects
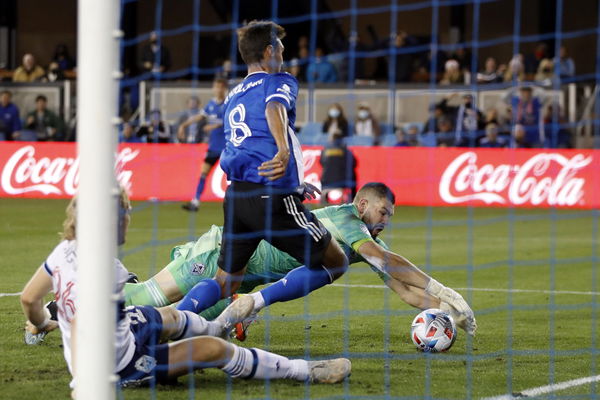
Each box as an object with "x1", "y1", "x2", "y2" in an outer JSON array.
[{"x1": 20, "y1": 190, "x2": 351, "y2": 391}]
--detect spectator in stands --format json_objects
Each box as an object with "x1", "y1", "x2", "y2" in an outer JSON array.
[
  {"x1": 556, "y1": 45, "x2": 575, "y2": 80},
  {"x1": 534, "y1": 58, "x2": 556, "y2": 87},
  {"x1": 119, "y1": 122, "x2": 143, "y2": 143},
  {"x1": 218, "y1": 59, "x2": 235, "y2": 82},
  {"x1": 479, "y1": 123, "x2": 507, "y2": 148},
  {"x1": 503, "y1": 54, "x2": 525, "y2": 82},
  {"x1": 287, "y1": 58, "x2": 303, "y2": 82},
  {"x1": 306, "y1": 47, "x2": 338, "y2": 83},
  {"x1": 525, "y1": 42, "x2": 548, "y2": 74},
  {"x1": 51, "y1": 44, "x2": 75, "y2": 70},
  {"x1": 395, "y1": 124, "x2": 419, "y2": 147},
  {"x1": 136, "y1": 109, "x2": 171, "y2": 143},
  {"x1": 389, "y1": 31, "x2": 417, "y2": 82},
  {"x1": 436, "y1": 117, "x2": 455, "y2": 147},
  {"x1": 454, "y1": 94, "x2": 484, "y2": 146},
  {"x1": 176, "y1": 96, "x2": 202, "y2": 143},
  {"x1": 450, "y1": 46, "x2": 472, "y2": 72},
  {"x1": 477, "y1": 57, "x2": 502, "y2": 84},
  {"x1": 13, "y1": 54, "x2": 45, "y2": 82},
  {"x1": 24, "y1": 95, "x2": 65, "y2": 141},
  {"x1": 542, "y1": 104, "x2": 572, "y2": 148},
  {"x1": 141, "y1": 31, "x2": 171, "y2": 75},
  {"x1": 485, "y1": 107, "x2": 512, "y2": 136},
  {"x1": 354, "y1": 103, "x2": 381, "y2": 144},
  {"x1": 424, "y1": 102, "x2": 444, "y2": 133},
  {"x1": 0, "y1": 90, "x2": 21, "y2": 140},
  {"x1": 440, "y1": 59, "x2": 465, "y2": 85},
  {"x1": 319, "y1": 132, "x2": 357, "y2": 204},
  {"x1": 323, "y1": 103, "x2": 349, "y2": 138},
  {"x1": 511, "y1": 124, "x2": 531, "y2": 148},
  {"x1": 511, "y1": 86, "x2": 542, "y2": 145},
  {"x1": 42, "y1": 61, "x2": 65, "y2": 82}
]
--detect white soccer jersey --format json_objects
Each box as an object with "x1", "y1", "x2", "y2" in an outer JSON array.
[{"x1": 44, "y1": 240, "x2": 136, "y2": 377}]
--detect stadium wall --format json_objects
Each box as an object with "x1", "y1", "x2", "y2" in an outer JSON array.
[{"x1": 1, "y1": 142, "x2": 598, "y2": 208}]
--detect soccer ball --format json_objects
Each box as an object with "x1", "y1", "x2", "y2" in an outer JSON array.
[{"x1": 410, "y1": 308, "x2": 457, "y2": 352}]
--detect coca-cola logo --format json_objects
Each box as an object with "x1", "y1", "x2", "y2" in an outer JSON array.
[
  {"x1": 439, "y1": 151, "x2": 593, "y2": 206},
  {"x1": 1, "y1": 145, "x2": 139, "y2": 196}
]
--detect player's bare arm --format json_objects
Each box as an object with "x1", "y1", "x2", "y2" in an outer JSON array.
[
  {"x1": 20, "y1": 265, "x2": 59, "y2": 335},
  {"x1": 177, "y1": 114, "x2": 205, "y2": 141},
  {"x1": 258, "y1": 101, "x2": 290, "y2": 180}
]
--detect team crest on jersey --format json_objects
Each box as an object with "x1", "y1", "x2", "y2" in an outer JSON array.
[
  {"x1": 191, "y1": 263, "x2": 206, "y2": 275},
  {"x1": 134, "y1": 355, "x2": 157, "y2": 373}
]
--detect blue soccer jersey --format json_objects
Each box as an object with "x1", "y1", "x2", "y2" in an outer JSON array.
[
  {"x1": 202, "y1": 98, "x2": 226, "y2": 154},
  {"x1": 220, "y1": 71, "x2": 303, "y2": 190}
]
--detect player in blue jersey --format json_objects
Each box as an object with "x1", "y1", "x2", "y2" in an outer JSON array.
[
  {"x1": 175, "y1": 20, "x2": 354, "y2": 318},
  {"x1": 180, "y1": 77, "x2": 228, "y2": 212}
]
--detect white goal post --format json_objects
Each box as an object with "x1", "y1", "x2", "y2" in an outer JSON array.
[{"x1": 75, "y1": 1, "x2": 121, "y2": 399}]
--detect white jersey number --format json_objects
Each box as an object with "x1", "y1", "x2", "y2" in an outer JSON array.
[{"x1": 228, "y1": 104, "x2": 252, "y2": 147}]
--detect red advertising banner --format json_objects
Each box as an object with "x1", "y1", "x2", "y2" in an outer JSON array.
[{"x1": 1, "y1": 142, "x2": 598, "y2": 208}]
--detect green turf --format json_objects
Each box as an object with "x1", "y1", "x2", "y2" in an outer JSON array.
[{"x1": 1, "y1": 198, "x2": 599, "y2": 399}]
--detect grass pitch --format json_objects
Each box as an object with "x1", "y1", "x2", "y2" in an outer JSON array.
[{"x1": 1, "y1": 198, "x2": 599, "y2": 399}]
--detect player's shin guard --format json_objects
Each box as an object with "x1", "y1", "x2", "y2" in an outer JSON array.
[
  {"x1": 221, "y1": 345, "x2": 309, "y2": 381},
  {"x1": 258, "y1": 265, "x2": 333, "y2": 308},
  {"x1": 176, "y1": 278, "x2": 221, "y2": 314}
]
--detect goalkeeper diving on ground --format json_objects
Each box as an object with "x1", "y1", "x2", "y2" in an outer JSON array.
[{"x1": 124, "y1": 182, "x2": 477, "y2": 336}]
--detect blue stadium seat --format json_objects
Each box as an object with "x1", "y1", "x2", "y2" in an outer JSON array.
[
  {"x1": 379, "y1": 123, "x2": 395, "y2": 135},
  {"x1": 0, "y1": 132, "x2": 6, "y2": 141},
  {"x1": 298, "y1": 122, "x2": 326, "y2": 145},
  {"x1": 346, "y1": 136, "x2": 374, "y2": 146},
  {"x1": 380, "y1": 134, "x2": 398, "y2": 147},
  {"x1": 418, "y1": 132, "x2": 437, "y2": 147},
  {"x1": 18, "y1": 130, "x2": 38, "y2": 142}
]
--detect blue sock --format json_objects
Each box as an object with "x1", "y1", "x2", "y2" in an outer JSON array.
[
  {"x1": 260, "y1": 266, "x2": 333, "y2": 306},
  {"x1": 176, "y1": 279, "x2": 221, "y2": 314},
  {"x1": 194, "y1": 176, "x2": 207, "y2": 200}
]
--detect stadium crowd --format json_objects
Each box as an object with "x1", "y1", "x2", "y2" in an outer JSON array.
[{"x1": 0, "y1": 35, "x2": 576, "y2": 148}]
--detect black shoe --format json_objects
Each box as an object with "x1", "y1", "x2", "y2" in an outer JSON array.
[
  {"x1": 182, "y1": 202, "x2": 199, "y2": 212},
  {"x1": 126, "y1": 272, "x2": 139, "y2": 284}
]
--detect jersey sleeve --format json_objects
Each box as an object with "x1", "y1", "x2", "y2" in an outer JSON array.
[
  {"x1": 321, "y1": 206, "x2": 375, "y2": 252},
  {"x1": 264, "y1": 73, "x2": 298, "y2": 111}
]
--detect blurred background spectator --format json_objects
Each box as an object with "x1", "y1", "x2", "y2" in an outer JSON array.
[
  {"x1": 525, "y1": 42, "x2": 548, "y2": 74},
  {"x1": 13, "y1": 54, "x2": 45, "y2": 82},
  {"x1": 510, "y1": 86, "x2": 542, "y2": 145},
  {"x1": 119, "y1": 122, "x2": 143, "y2": 143},
  {"x1": 323, "y1": 103, "x2": 349, "y2": 138},
  {"x1": 479, "y1": 123, "x2": 507, "y2": 148},
  {"x1": 477, "y1": 57, "x2": 502, "y2": 84},
  {"x1": 435, "y1": 116, "x2": 454, "y2": 147},
  {"x1": 24, "y1": 95, "x2": 65, "y2": 141},
  {"x1": 534, "y1": 58, "x2": 556, "y2": 86},
  {"x1": 137, "y1": 109, "x2": 171, "y2": 143},
  {"x1": 511, "y1": 124, "x2": 531, "y2": 148},
  {"x1": 319, "y1": 132, "x2": 357, "y2": 204},
  {"x1": 141, "y1": 31, "x2": 171, "y2": 75},
  {"x1": 440, "y1": 59, "x2": 466, "y2": 85},
  {"x1": 51, "y1": 44, "x2": 75, "y2": 71},
  {"x1": 557, "y1": 46, "x2": 575, "y2": 80},
  {"x1": 306, "y1": 48, "x2": 338, "y2": 83},
  {"x1": 395, "y1": 124, "x2": 419, "y2": 146},
  {"x1": 42, "y1": 61, "x2": 66, "y2": 82},
  {"x1": 176, "y1": 96, "x2": 202, "y2": 143},
  {"x1": 354, "y1": 102, "x2": 381, "y2": 144},
  {"x1": 542, "y1": 104, "x2": 572, "y2": 148},
  {"x1": 0, "y1": 90, "x2": 21, "y2": 141},
  {"x1": 504, "y1": 54, "x2": 525, "y2": 82}
]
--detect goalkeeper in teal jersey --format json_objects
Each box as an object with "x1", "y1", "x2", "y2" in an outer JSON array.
[{"x1": 124, "y1": 183, "x2": 476, "y2": 335}]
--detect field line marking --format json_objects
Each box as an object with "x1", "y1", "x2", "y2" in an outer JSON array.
[
  {"x1": 331, "y1": 283, "x2": 600, "y2": 296},
  {"x1": 0, "y1": 291, "x2": 22, "y2": 297},
  {"x1": 482, "y1": 374, "x2": 600, "y2": 399}
]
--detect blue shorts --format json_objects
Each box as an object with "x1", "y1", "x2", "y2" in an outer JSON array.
[{"x1": 118, "y1": 306, "x2": 170, "y2": 387}]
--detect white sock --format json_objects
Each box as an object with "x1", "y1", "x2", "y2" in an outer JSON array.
[
  {"x1": 173, "y1": 310, "x2": 221, "y2": 340},
  {"x1": 221, "y1": 345, "x2": 309, "y2": 381},
  {"x1": 250, "y1": 292, "x2": 265, "y2": 313},
  {"x1": 190, "y1": 198, "x2": 199, "y2": 206}
]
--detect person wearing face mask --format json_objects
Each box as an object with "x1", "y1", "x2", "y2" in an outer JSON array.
[
  {"x1": 43, "y1": 61, "x2": 65, "y2": 82},
  {"x1": 354, "y1": 103, "x2": 381, "y2": 144},
  {"x1": 322, "y1": 104, "x2": 349, "y2": 138}
]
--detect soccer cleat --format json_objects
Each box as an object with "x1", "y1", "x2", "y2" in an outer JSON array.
[
  {"x1": 214, "y1": 295, "x2": 255, "y2": 339},
  {"x1": 181, "y1": 202, "x2": 199, "y2": 212},
  {"x1": 308, "y1": 358, "x2": 351, "y2": 384}
]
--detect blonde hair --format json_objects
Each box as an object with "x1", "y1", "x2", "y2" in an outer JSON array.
[{"x1": 61, "y1": 187, "x2": 131, "y2": 240}]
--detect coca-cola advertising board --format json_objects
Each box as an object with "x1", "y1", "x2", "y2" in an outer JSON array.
[{"x1": 1, "y1": 142, "x2": 598, "y2": 208}]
